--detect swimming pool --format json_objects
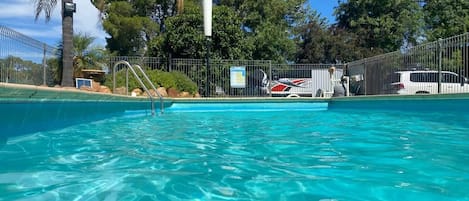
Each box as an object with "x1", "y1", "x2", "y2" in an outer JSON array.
[{"x1": 1, "y1": 97, "x2": 468, "y2": 200}]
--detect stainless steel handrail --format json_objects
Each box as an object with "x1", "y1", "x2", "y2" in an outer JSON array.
[
  {"x1": 133, "y1": 64, "x2": 164, "y2": 113},
  {"x1": 113, "y1": 60, "x2": 164, "y2": 115}
]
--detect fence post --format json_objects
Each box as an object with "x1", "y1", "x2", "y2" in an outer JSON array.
[
  {"x1": 168, "y1": 54, "x2": 172, "y2": 72},
  {"x1": 438, "y1": 38, "x2": 442, "y2": 94},
  {"x1": 268, "y1": 60, "x2": 272, "y2": 97},
  {"x1": 205, "y1": 38, "x2": 211, "y2": 97},
  {"x1": 363, "y1": 59, "x2": 367, "y2": 96},
  {"x1": 42, "y1": 44, "x2": 47, "y2": 86},
  {"x1": 112, "y1": 58, "x2": 116, "y2": 93}
]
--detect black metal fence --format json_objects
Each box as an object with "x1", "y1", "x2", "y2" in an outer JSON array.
[
  {"x1": 4, "y1": 24, "x2": 467, "y2": 98},
  {"x1": 0, "y1": 25, "x2": 57, "y2": 86},
  {"x1": 110, "y1": 56, "x2": 345, "y2": 97},
  {"x1": 348, "y1": 32, "x2": 469, "y2": 95}
]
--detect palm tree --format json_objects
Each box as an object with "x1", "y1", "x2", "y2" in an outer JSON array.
[
  {"x1": 72, "y1": 33, "x2": 110, "y2": 78},
  {"x1": 34, "y1": 0, "x2": 74, "y2": 87},
  {"x1": 54, "y1": 33, "x2": 110, "y2": 80}
]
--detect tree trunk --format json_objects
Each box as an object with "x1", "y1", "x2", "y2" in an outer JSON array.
[
  {"x1": 177, "y1": 0, "x2": 184, "y2": 14},
  {"x1": 61, "y1": 0, "x2": 74, "y2": 87}
]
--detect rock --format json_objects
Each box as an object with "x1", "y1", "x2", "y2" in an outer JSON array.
[
  {"x1": 167, "y1": 88, "x2": 179, "y2": 97},
  {"x1": 194, "y1": 92, "x2": 201, "y2": 98},
  {"x1": 157, "y1": 87, "x2": 168, "y2": 97},
  {"x1": 99, "y1": 86, "x2": 112, "y2": 94},
  {"x1": 92, "y1": 81, "x2": 101, "y2": 92},
  {"x1": 114, "y1": 87, "x2": 127, "y2": 95},
  {"x1": 141, "y1": 89, "x2": 157, "y2": 97},
  {"x1": 179, "y1": 91, "x2": 192, "y2": 98},
  {"x1": 79, "y1": 85, "x2": 93, "y2": 91},
  {"x1": 131, "y1": 88, "x2": 143, "y2": 96}
]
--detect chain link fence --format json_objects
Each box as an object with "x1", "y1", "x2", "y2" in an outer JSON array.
[{"x1": 0, "y1": 25, "x2": 58, "y2": 86}]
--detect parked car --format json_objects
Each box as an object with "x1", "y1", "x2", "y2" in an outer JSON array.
[{"x1": 386, "y1": 70, "x2": 469, "y2": 94}]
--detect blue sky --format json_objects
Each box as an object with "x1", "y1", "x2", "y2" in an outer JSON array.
[
  {"x1": 0, "y1": 0, "x2": 338, "y2": 48},
  {"x1": 308, "y1": 0, "x2": 338, "y2": 24}
]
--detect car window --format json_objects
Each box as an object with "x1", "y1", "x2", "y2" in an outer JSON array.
[
  {"x1": 409, "y1": 73, "x2": 422, "y2": 82},
  {"x1": 410, "y1": 72, "x2": 439, "y2": 82},
  {"x1": 442, "y1": 73, "x2": 460, "y2": 83}
]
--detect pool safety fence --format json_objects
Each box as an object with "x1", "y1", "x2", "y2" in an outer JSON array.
[
  {"x1": 110, "y1": 56, "x2": 346, "y2": 97},
  {"x1": 348, "y1": 32, "x2": 469, "y2": 95},
  {"x1": 0, "y1": 25, "x2": 57, "y2": 86},
  {"x1": 2, "y1": 24, "x2": 468, "y2": 98}
]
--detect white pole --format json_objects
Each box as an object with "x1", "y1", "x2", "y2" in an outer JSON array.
[
  {"x1": 203, "y1": 0, "x2": 212, "y2": 96},
  {"x1": 202, "y1": 0, "x2": 212, "y2": 37}
]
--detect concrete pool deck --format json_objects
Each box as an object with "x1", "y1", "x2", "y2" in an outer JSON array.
[
  {"x1": 3, "y1": 81, "x2": 469, "y2": 107},
  {"x1": 0, "y1": 82, "x2": 150, "y2": 102}
]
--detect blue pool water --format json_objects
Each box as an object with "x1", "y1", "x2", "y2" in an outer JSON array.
[{"x1": 1, "y1": 102, "x2": 468, "y2": 200}]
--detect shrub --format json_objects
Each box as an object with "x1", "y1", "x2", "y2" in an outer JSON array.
[
  {"x1": 104, "y1": 69, "x2": 198, "y2": 94},
  {"x1": 103, "y1": 69, "x2": 142, "y2": 91},
  {"x1": 170, "y1": 71, "x2": 198, "y2": 94}
]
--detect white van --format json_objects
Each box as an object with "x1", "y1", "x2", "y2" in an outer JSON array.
[{"x1": 387, "y1": 70, "x2": 469, "y2": 94}]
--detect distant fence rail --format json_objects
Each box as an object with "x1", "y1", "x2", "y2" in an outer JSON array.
[
  {"x1": 348, "y1": 32, "x2": 469, "y2": 95},
  {"x1": 0, "y1": 25, "x2": 57, "y2": 86}
]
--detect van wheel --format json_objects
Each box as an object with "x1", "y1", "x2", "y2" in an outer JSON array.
[
  {"x1": 416, "y1": 91, "x2": 430, "y2": 94},
  {"x1": 287, "y1": 94, "x2": 300, "y2": 98}
]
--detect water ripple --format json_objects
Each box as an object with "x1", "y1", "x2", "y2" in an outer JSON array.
[{"x1": 0, "y1": 110, "x2": 468, "y2": 200}]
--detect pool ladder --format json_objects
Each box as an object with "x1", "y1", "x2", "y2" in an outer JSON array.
[{"x1": 112, "y1": 60, "x2": 164, "y2": 115}]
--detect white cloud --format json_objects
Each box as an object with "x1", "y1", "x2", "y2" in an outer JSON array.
[
  {"x1": 0, "y1": 2, "x2": 34, "y2": 19},
  {"x1": 0, "y1": 0, "x2": 107, "y2": 47},
  {"x1": 74, "y1": 0, "x2": 108, "y2": 47}
]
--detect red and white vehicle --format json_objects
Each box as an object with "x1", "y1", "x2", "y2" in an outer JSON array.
[
  {"x1": 269, "y1": 69, "x2": 344, "y2": 97},
  {"x1": 270, "y1": 78, "x2": 315, "y2": 97}
]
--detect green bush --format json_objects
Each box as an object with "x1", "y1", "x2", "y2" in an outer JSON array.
[
  {"x1": 150, "y1": 70, "x2": 177, "y2": 89},
  {"x1": 103, "y1": 69, "x2": 142, "y2": 91},
  {"x1": 170, "y1": 71, "x2": 198, "y2": 94},
  {"x1": 104, "y1": 69, "x2": 198, "y2": 94}
]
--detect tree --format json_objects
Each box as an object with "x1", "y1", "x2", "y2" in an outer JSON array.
[
  {"x1": 220, "y1": 0, "x2": 306, "y2": 62},
  {"x1": 55, "y1": 33, "x2": 111, "y2": 79},
  {"x1": 295, "y1": 10, "x2": 330, "y2": 63},
  {"x1": 335, "y1": 0, "x2": 423, "y2": 54},
  {"x1": 150, "y1": 3, "x2": 250, "y2": 60},
  {"x1": 211, "y1": 6, "x2": 252, "y2": 59},
  {"x1": 101, "y1": 1, "x2": 158, "y2": 56},
  {"x1": 72, "y1": 33, "x2": 110, "y2": 77},
  {"x1": 295, "y1": 8, "x2": 371, "y2": 64},
  {"x1": 149, "y1": 1, "x2": 205, "y2": 59},
  {"x1": 34, "y1": 0, "x2": 75, "y2": 87},
  {"x1": 326, "y1": 27, "x2": 376, "y2": 63},
  {"x1": 423, "y1": 0, "x2": 469, "y2": 41},
  {"x1": 92, "y1": 0, "x2": 186, "y2": 56}
]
